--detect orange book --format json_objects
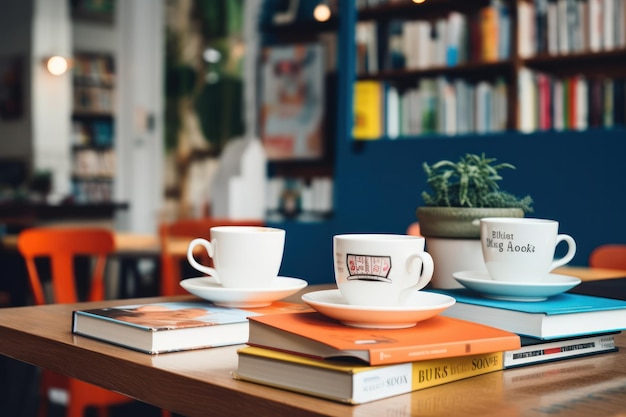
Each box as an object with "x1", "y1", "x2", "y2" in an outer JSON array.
[
  {"x1": 480, "y1": 5, "x2": 499, "y2": 62},
  {"x1": 247, "y1": 312, "x2": 521, "y2": 366}
]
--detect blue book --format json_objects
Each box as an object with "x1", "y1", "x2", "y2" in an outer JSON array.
[{"x1": 428, "y1": 289, "x2": 626, "y2": 340}]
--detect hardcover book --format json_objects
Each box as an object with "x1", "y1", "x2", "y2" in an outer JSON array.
[
  {"x1": 431, "y1": 289, "x2": 626, "y2": 340},
  {"x1": 504, "y1": 332, "x2": 618, "y2": 368},
  {"x1": 233, "y1": 346, "x2": 503, "y2": 404},
  {"x1": 247, "y1": 312, "x2": 520, "y2": 366},
  {"x1": 72, "y1": 300, "x2": 309, "y2": 354}
]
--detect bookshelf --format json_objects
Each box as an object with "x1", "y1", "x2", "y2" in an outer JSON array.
[
  {"x1": 349, "y1": 0, "x2": 626, "y2": 140},
  {"x1": 70, "y1": 52, "x2": 115, "y2": 202}
]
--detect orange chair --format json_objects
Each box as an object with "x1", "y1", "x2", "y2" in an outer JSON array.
[
  {"x1": 17, "y1": 227, "x2": 135, "y2": 417},
  {"x1": 589, "y1": 244, "x2": 626, "y2": 270},
  {"x1": 406, "y1": 222, "x2": 421, "y2": 236},
  {"x1": 159, "y1": 218, "x2": 265, "y2": 296}
]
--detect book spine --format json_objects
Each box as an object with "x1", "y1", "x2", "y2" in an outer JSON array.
[
  {"x1": 504, "y1": 334, "x2": 617, "y2": 368},
  {"x1": 353, "y1": 80, "x2": 384, "y2": 140},
  {"x1": 352, "y1": 352, "x2": 503, "y2": 403}
]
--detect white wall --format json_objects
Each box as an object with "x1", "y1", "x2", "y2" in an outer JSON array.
[
  {"x1": 31, "y1": 0, "x2": 72, "y2": 198},
  {"x1": 114, "y1": 0, "x2": 165, "y2": 234}
]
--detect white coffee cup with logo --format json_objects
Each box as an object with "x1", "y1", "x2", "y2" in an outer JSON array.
[
  {"x1": 480, "y1": 218, "x2": 576, "y2": 282},
  {"x1": 333, "y1": 234, "x2": 434, "y2": 307},
  {"x1": 187, "y1": 226, "x2": 285, "y2": 288}
]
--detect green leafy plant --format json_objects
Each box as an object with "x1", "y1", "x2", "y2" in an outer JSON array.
[{"x1": 421, "y1": 153, "x2": 533, "y2": 212}]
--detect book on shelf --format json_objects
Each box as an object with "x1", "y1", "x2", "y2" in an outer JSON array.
[
  {"x1": 352, "y1": 80, "x2": 384, "y2": 140},
  {"x1": 233, "y1": 346, "x2": 504, "y2": 404},
  {"x1": 504, "y1": 332, "x2": 618, "y2": 368},
  {"x1": 247, "y1": 311, "x2": 521, "y2": 366},
  {"x1": 72, "y1": 300, "x2": 309, "y2": 354},
  {"x1": 429, "y1": 289, "x2": 626, "y2": 340}
]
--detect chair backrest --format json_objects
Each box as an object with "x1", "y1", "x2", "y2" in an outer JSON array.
[
  {"x1": 406, "y1": 222, "x2": 421, "y2": 236},
  {"x1": 159, "y1": 217, "x2": 264, "y2": 296},
  {"x1": 588, "y1": 244, "x2": 626, "y2": 270},
  {"x1": 17, "y1": 227, "x2": 115, "y2": 305}
]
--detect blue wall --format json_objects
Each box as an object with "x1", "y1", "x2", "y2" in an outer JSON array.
[{"x1": 273, "y1": 129, "x2": 626, "y2": 285}]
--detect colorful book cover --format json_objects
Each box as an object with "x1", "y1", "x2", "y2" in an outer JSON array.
[
  {"x1": 234, "y1": 346, "x2": 504, "y2": 404},
  {"x1": 247, "y1": 311, "x2": 520, "y2": 366},
  {"x1": 72, "y1": 300, "x2": 309, "y2": 354}
]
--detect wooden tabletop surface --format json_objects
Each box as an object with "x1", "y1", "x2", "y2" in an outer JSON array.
[{"x1": 1, "y1": 288, "x2": 626, "y2": 417}]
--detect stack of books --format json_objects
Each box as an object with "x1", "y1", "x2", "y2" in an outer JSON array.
[
  {"x1": 428, "y1": 288, "x2": 626, "y2": 368},
  {"x1": 233, "y1": 286, "x2": 626, "y2": 404},
  {"x1": 233, "y1": 311, "x2": 522, "y2": 404}
]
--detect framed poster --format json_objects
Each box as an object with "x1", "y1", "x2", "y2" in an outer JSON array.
[{"x1": 260, "y1": 43, "x2": 325, "y2": 161}]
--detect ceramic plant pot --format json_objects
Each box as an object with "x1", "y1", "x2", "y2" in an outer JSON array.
[{"x1": 416, "y1": 206, "x2": 524, "y2": 289}]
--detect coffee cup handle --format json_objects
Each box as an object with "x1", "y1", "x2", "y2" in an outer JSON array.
[
  {"x1": 405, "y1": 251, "x2": 434, "y2": 292},
  {"x1": 187, "y1": 238, "x2": 220, "y2": 283},
  {"x1": 550, "y1": 234, "x2": 577, "y2": 271}
]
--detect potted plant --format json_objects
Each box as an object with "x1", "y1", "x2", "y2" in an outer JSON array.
[{"x1": 416, "y1": 153, "x2": 533, "y2": 288}]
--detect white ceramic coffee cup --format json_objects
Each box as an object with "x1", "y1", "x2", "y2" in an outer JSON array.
[
  {"x1": 186, "y1": 226, "x2": 285, "y2": 288},
  {"x1": 333, "y1": 234, "x2": 434, "y2": 307},
  {"x1": 480, "y1": 217, "x2": 576, "y2": 282}
]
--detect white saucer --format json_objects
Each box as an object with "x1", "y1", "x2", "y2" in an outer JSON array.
[
  {"x1": 180, "y1": 276, "x2": 308, "y2": 308},
  {"x1": 452, "y1": 270, "x2": 582, "y2": 302},
  {"x1": 301, "y1": 289, "x2": 456, "y2": 329}
]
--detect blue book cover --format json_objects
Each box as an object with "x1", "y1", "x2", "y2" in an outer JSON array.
[
  {"x1": 428, "y1": 289, "x2": 626, "y2": 339},
  {"x1": 432, "y1": 289, "x2": 626, "y2": 315}
]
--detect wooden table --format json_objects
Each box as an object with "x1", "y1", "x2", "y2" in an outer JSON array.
[
  {"x1": 2, "y1": 289, "x2": 626, "y2": 417},
  {"x1": 554, "y1": 266, "x2": 626, "y2": 281}
]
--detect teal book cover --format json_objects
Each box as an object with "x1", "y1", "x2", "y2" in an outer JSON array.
[
  {"x1": 427, "y1": 289, "x2": 626, "y2": 339},
  {"x1": 431, "y1": 289, "x2": 626, "y2": 315}
]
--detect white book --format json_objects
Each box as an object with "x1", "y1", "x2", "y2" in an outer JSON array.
[
  {"x1": 400, "y1": 91, "x2": 411, "y2": 135},
  {"x1": 475, "y1": 81, "x2": 489, "y2": 134},
  {"x1": 436, "y1": 77, "x2": 447, "y2": 134},
  {"x1": 518, "y1": 68, "x2": 535, "y2": 133},
  {"x1": 518, "y1": 0, "x2": 534, "y2": 57},
  {"x1": 603, "y1": 0, "x2": 615, "y2": 50},
  {"x1": 386, "y1": 85, "x2": 400, "y2": 139},
  {"x1": 494, "y1": 78, "x2": 508, "y2": 132},
  {"x1": 442, "y1": 78, "x2": 456, "y2": 135},
  {"x1": 411, "y1": 88, "x2": 422, "y2": 135},
  {"x1": 575, "y1": 76, "x2": 589, "y2": 130},
  {"x1": 468, "y1": 85, "x2": 477, "y2": 133},
  {"x1": 558, "y1": 0, "x2": 570, "y2": 53},
  {"x1": 446, "y1": 12, "x2": 464, "y2": 65},
  {"x1": 553, "y1": 78, "x2": 564, "y2": 131},
  {"x1": 416, "y1": 20, "x2": 432, "y2": 69},
  {"x1": 454, "y1": 79, "x2": 470, "y2": 135},
  {"x1": 589, "y1": 0, "x2": 603, "y2": 51},
  {"x1": 547, "y1": 0, "x2": 560, "y2": 54}
]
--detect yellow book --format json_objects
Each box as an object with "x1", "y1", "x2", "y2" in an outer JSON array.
[
  {"x1": 353, "y1": 80, "x2": 384, "y2": 140},
  {"x1": 233, "y1": 346, "x2": 503, "y2": 404}
]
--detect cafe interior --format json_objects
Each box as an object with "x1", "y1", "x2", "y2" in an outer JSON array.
[{"x1": 1, "y1": 0, "x2": 626, "y2": 416}]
